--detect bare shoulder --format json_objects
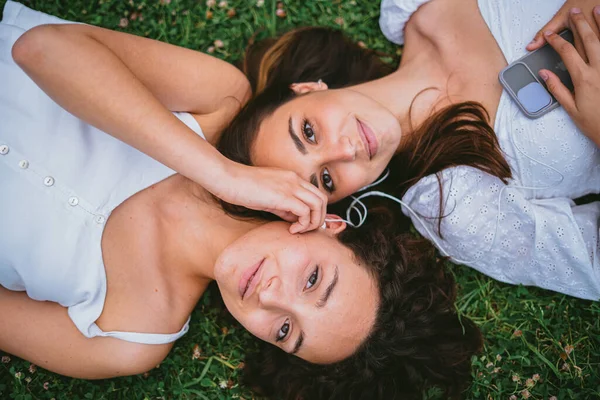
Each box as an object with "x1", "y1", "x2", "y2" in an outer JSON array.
[
  {"x1": 98, "y1": 175, "x2": 209, "y2": 336},
  {"x1": 408, "y1": 0, "x2": 484, "y2": 46}
]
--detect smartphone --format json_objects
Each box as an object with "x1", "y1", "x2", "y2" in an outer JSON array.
[{"x1": 499, "y1": 29, "x2": 575, "y2": 119}]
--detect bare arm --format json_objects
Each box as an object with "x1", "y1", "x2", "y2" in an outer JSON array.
[
  {"x1": 0, "y1": 287, "x2": 171, "y2": 379},
  {"x1": 14, "y1": 23, "x2": 250, "y2": 118},
  {"x1": 11, "y1": 23, "x2": 247, "y2": 192},
  {"x1": 11, "y1": 23, "x2": 326, "y2": 233}
]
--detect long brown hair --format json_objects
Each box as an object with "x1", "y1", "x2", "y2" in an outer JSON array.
[{"x1": 376, "y1": 101, "x2": 512, "y2": 234}]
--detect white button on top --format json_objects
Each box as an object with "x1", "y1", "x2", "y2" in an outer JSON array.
[
  {"x1": 0, "y1": 145, "x2": 8, "y2": 155},
  {"x1": 43, "y1": 176, "x2": 55, "y2": 187},
  {"x1": 68, "y1": 196, "x2": 79, "y2": 206},
  {"x1": 18, "y1": 160, "x2": 29, "y2": 169},
  {"x1": 95, "y1": 215, "x2": 106, "y2": 224}
]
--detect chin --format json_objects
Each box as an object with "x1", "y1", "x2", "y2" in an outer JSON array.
[{"x1": 212, "y1": 257, "x2": 231, "y2": 287}]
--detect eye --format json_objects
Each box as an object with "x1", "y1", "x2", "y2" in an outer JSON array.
[
  {"x1": 276, "y1": 320, "x2": 290, "y2": 342},
  {"x1": 321, "y1": 168, "x2": 335, "y2": 193},
  {"x1": 305, "y1": 266, "x2": 319, "y2": 290},
  {"x1": 302, "y1": 119, "x2": 316, "y2": 144}
]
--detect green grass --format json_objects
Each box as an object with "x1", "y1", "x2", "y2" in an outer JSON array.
[{"x1": 1, "y1": 0, "x2": 599, "y2": 399}]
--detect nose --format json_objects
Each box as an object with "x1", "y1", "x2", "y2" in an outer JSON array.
[
  {"x1": 258, "y1": 275, "x2": 287, "y2": 310},
  {"x1": 322, "y1": 136, "x2": 356, "y2": 163}
]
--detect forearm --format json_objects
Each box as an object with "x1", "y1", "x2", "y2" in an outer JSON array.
[{"x1": 11, "y1": 24, "x2": 231, "y2": 191}]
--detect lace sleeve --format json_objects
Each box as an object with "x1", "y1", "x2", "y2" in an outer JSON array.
[
  {"x1": 379, "y1": 0, "x2": 435, "y2": 45},
  {"x1": 402, "y1": 166, "x2": 600, "y2": 300}
]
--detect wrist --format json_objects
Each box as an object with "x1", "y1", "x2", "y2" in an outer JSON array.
[{"x1": 201, "y1": 156, "x2": 240, "y2": 199}]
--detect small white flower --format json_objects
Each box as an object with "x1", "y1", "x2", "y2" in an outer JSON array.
[
  {"x1": 256, "y1": 0, "x2": 264, "y2": 6},
  {"x1": 219, "y1": 380, "x2": 228, "y2": 389}
]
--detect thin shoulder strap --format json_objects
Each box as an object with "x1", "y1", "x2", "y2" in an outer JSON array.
[{"x1": 89, "y1": 316, "x2": 191, "y2": 345}]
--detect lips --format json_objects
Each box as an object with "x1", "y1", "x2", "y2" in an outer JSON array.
[
  {"x1": 357, "y1": 118, "x2": 379, "y2": 159},
  {"x1": 239, "y1": 258, "x2": 265, "y2": 300}
]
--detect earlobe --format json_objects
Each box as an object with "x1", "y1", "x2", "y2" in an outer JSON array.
[
  {"x1": 290, "y1": 81, "x2": 329, "y2": 95},
  {"x1": 323, "y1": 214, "x2": 346, "y2": 235}
]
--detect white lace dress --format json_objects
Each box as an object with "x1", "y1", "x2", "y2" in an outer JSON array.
[{"x1": 380, "y1": 0, "x2": 600, "y2": 300}]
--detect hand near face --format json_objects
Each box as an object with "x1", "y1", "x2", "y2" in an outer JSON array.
[
  {"x1": 527, "y1": 0, "x2": 600, "y2": 59},
  {"x1": 538, "y1": 8, "x2": 600, "y2": 148},
  {"x1": 217, "y1": 162, "x2": 327, "y2": 233}
]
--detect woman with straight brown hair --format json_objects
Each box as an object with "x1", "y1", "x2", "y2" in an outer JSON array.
[{"x1": 216, "y1": 0, "x2": 600, "y2": 302}]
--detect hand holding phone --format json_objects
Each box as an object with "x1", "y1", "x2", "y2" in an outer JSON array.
[
  {"x1": 499, "y1": 30, "x2": 575, "y2": 118},
  {"x1": 539, "y1": 7, "x2": 600, "y2": 148}
]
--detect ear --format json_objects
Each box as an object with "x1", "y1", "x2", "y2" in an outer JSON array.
[
  {"x1": 290, "y1": 81, "x2": 329, "y2": 95},
  {"x1": 322, "y1": 214, "x2": 346, "y2": 235}
]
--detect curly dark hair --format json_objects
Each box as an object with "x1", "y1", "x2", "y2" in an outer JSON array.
[{"x1": 242, "y1": 205, "x2": 483, "y2": 400}]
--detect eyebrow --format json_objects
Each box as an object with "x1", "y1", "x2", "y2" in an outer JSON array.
[
  {"x1": 316, "y1": 265, "x2": 339, "y2": 309},
  {"x1": 291, "y1": 331, "x2": 304, "y2": 355},
  {"x1": 288, "y1": 117, "x2": 307, "y2": 155},
  {"x1": 290, "y1": 266, "x2": 340, "y2": 355},
  {"x1": 288, "y1": 117, "x2": 319, "y2": 189}
]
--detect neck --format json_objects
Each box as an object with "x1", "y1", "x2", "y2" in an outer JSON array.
[{"x1": 158, "y1": 176, "x2": 262, "y2": 283}]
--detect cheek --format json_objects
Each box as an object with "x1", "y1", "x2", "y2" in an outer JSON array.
[
  {"x1": 333, "y1": 164, "x2": 374, "y2": 199},
  {"x1": 232, "y1": 309, "x2": 272, "y2": 342},
  {"x1": 277, "y1": 237, "x2": 312, "y2": 276}
]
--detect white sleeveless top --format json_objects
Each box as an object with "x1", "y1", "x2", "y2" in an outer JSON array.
[
  {"x1": 0, "y1": 1, "x2": 205, "y2": 343},
  {"x1": 380, "y1": 0, "x2": 600, "y2": 300}
]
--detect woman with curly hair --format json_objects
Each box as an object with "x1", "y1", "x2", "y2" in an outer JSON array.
[
  {"x1": 242, "y1": 205, "x2": 482, "y2": 400},
  {"x1": 0, "y1": 2, "x2": 480, "y2": 399}
]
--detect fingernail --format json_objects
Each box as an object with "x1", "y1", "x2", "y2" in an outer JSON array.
[
  {"x1": 528, "y1": 38, "x2": 537, "y2": 45},
  {"x1": 595, "y1": 6, "x2": 600, "y2": 15},
  {"x1": 571, "y1": 7, "x2": 581, "y2": 14},
  {"x1": 544, "y1": 30, "x2": 553, "y2": 37},
  {"x1": 539, "y1": 70, "x2": 549, "y2": 81}
]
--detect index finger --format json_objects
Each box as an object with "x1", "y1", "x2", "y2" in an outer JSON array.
[
  {"x1": 527, "y1": 8, "x2": 568, "y2": 51},
  {"x1": 569, "y1": 9, "x2": 600, "y2": 65},
  {"x1": 300, "y1": 180, "x2": 328, "y2": 226},
  {"x1": 544, "y1": 30, "x2": 586, "y2": 79}
]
